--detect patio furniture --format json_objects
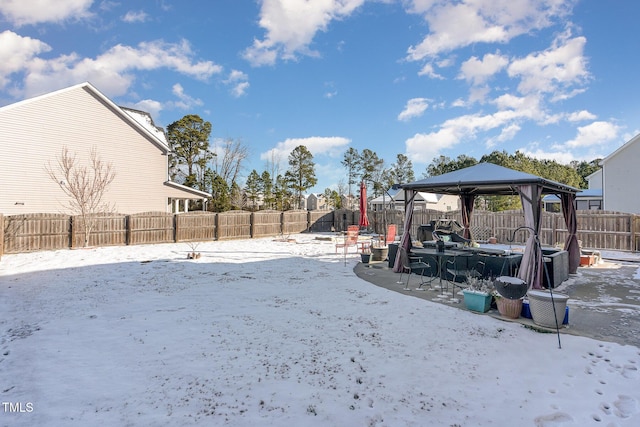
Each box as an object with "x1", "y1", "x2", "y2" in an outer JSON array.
[
  {"x1": 335, "y1": 225, "x2": 360, "y2": 253},
  {"x1": 445, "y1": 256, "x2": 484, "y2": 298},
  {"x1": 396, "y1": 246, "x2": 432, "y2": 291}
]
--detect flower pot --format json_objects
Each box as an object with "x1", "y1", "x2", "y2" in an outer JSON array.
[
  {"x1": 360, "y1": 253, "x2": 371, "y2": 264},
  {"x1": 463, "y1": 290, "x2": 492, "y2": 313},
  {"x1": 371, "y1": 246, "x2": 388, "y2": 261},
  {"x1": 496, "y1": 297, "x2": 523, "y2": 319},
  {"x1": 527, "y1": 290, "x2": 569, "y2": 328}
]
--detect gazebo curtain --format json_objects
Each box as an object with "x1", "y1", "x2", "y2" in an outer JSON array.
[
  {"x1": 460, "y1": 194, "x2": 475, "y2": 240},
  {"x1": 561, "y1": 192, "x2": 580, "y2": 274},
  {"x1": 517, "y1": 184, "x2": 544, "y2": 290},
  {"x1": 393, "y1": 191, "x2": 416, "y2": 273}
]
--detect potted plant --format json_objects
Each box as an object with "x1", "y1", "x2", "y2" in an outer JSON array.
[
  {"x1": 462, "y1": 277, "x2": 494, "y2": 313},
  {"x1": 493, "y1": 291, "x2": 523, "y2": 319}
]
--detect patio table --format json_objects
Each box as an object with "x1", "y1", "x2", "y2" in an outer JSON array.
[{"x1": 410, "y1": 248, "x2": 473, "y2": 285}]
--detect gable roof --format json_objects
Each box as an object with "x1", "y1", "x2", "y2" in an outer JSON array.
[
  {"x1": 0, "y1": 82, "x2": 170, "y2": 153},
  {"x1": 600, "y1": 132, "x2": 640, "y2": 165},
  {"x1": 401, "y1": 162, "x2": 579, "y2": 196}
]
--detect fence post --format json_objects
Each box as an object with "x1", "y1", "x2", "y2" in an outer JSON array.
[
  {"x1": 125, "y1": 215, "x2": 131, "y2": 246},
  {"x1": 173, "y1": 213, "x2": 178, "y2": 243},
  {"x1": 70, "y1": 216, "x2": 76, "y2": 248}
]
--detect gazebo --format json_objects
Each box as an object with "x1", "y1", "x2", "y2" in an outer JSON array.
[{"x1": 395, "y1": 163, "x2": 581, "y2": 290}]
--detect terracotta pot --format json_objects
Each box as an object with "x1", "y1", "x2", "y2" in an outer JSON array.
[{"x1": 496, "y1": 297, "x2": 522, "y2": 319}]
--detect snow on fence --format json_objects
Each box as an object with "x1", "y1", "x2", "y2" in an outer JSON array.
[{"x1": 1, "y1": 209, "x2": 639, "y2": 257}]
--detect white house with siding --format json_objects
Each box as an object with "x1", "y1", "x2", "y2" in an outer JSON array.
[
  {"x1": 597, "y1": 133, "x2": 640, "y2": 214},
  {"x1": 370, "y1": 186, "x2": 460, "y2": 212},
  {"x1": 0, "y1": 82, "x2": 210, "y2": 215}
]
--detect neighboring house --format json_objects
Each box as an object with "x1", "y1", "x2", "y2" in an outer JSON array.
[
  {"x1": 307, "y1": 193, "x2": 330, "y2": 210},
  {"x1": 597, "y1": 133, "x2": 640, "y2": 213},
  {"x1": 543, "y1": 189, "x2": 603, "y2": 212},
  {"x1": 370, "y1": 186, "x2": 460, "y2": 212},
  {"x1": 586, "y1": 169, "x2": 602, "y2": 190},
  {"x1": 0, "y1": 82, "x2": 210, "y2": 215}
]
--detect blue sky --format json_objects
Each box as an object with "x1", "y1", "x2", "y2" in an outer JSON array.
[{"x1": 1, "y1": 0, "x2": 639, "y2": 193}]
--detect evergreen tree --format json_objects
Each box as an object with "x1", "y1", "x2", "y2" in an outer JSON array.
[
  {"x1": 359, "y1": 148, "x2": 385, "y2": 196},
  {"x1": 245, "y1": 169, "x2": 261, "y2": 211},
  {"x1": 274, "y1": 174, "x2": 292, "y2": 210},
  {"x1": 166, "y1": 115, "x2": 213, "y2": 188},
  {"x1": 286, "y1": 145, "x2": 317, "y2": 209},
  {"x1": 261, "y1": 170, "x2": 274, "y2": 209},
  {"x1": 209, "y1": 172, "x2": 230, "y2": 212},
  {"x1": 341, "y1": 147, "x2": 360, "y2": 206},
  {"x1": 388, "y1": 153, "x2": 415, "y2": 184}
]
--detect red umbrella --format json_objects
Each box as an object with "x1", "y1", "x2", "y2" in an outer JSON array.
[{"x1": 359, "y1": 181, "x2": 369, "y2": 228}]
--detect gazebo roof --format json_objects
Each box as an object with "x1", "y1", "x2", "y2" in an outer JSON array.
[{"x1": 401, "y1": 162, "x2": 579, "y2": 196}]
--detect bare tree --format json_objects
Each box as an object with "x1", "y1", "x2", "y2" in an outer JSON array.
[
  {"x1": 46, "y1": 146, "x2": 116, "y2": 247},
  {"x1": 212, "y1": 138, "x2": 249, "y2": 186}
]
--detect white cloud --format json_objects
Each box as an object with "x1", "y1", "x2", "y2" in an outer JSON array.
[
  {"x1": 405, "y1": 92, "x2": 550, "y2": 163},
  {"x1": 508, "y1": 32, "x2": 589, "y2": 97},
  {"x1": 0, "y1": 31, "x2": 51, "y2": 88},
  {"x1": 260, "y1": 136, "x2": 351, "y2": 162},
  {"x1": 565, "y1": 121, "x2": 620, "y2": 148},
  {"x1": 417, "y1": 63, "x2": 444, "y2": 79},
  {"x1": 459, "y1": 52, "x2": 509, "y2": 86},
  {"x1": 566, "y1": 110, "x2": 596, "y2": 122},
  {"x1": 171, "y1": 83, "x2": 203, "y2": 109},
  {"x1": 406, "y1": 0, "x2": 574, "y2": 61},
  {"x1": 224, "y1": 69, "x2": 250, "y2": 97},
  {"x1": 8, "y1": 37, "x2": 221, "y2": 99},
  {"x1": 243, "y1": 0, "x2": 365, "y2": 66},
  {"x1": 486, "y1": 123, "x2": 521, "y2": 148},
  {"x1": 398, "y1": 98, "x2": 429, "y2": 122},
  {"x1": 122, "y1": 10, "x2": 149, "y2": 23},
  {"x1": 0, "y1": 0, "x2": 93, "y2": 26},
  {"x1": 520, "y1": 148, "x2": 580, "y2": 164}
]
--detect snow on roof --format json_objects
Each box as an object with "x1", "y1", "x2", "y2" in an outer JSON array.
[{"x1": 121, "y1": 107, "x2": 167, "y2": 144}]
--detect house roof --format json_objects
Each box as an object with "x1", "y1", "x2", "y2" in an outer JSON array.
[
  {"x1": 543, "y1": 189, "x2": 602, "y2": 202},
  {"x1": 401, "y1": 162, "x2": 579, "y2": 196},
  {"x1": 370, "y1": 189, "x2": 440, "y2": 204},
  {"x1": 164, "y1": 181, "x2": 211, "y2": 198},
  {"x1": 600, "y1": 133, "x2": 640, "y2": 166}
]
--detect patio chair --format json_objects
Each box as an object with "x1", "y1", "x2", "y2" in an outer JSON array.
[
  {"x1": 446, "y1": 257, "x2": 485, "y2": 298},
  {"x1": 335, "y1": 225, "x2": 360, "y2": 253},
  {"x1": 383, "y1": 224, "x2": 397, "y2": 245},
  {"x1": 396, "y1": 246, "x2": 433, "y2": 291}
]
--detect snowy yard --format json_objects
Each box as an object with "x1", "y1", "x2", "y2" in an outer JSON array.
[{"x1": 1, "y1": 234, "x2": 639, "y2": 426}]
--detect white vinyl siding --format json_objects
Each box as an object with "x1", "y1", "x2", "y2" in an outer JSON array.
[
  {"x1": 602, "y1": 135, "x2": 640, "y2": 214},
  {"x1": 0, "y1": 84, "x2": 187, "y2": 215}
]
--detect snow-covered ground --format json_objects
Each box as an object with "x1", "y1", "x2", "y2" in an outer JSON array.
[{"x1": 1, "y1": 234, "x2": 639, "y2": 426}]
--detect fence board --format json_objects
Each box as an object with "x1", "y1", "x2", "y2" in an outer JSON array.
[
  {"x1": 129, "y1": 212, "x2": 174, "y2": 245},
  {"x1": 282, "y1": 210, "x2": 308, "y2": 234},
  {"x1": 3, "y1": 213, "x2": 70, "y2": 253},
  {"x1": 71, "y1": 213, "x2": 127, "y2": 248},
  {"x1": 176, "y1": 212, "x2": 216, "y2": 242},
  {"x1": 308, "y1": 210, "x2": 333, "y2": 232},
  {"x1": 217, "y1": 211, "x2": 251, "y2": 240},
  {"x1": 253, "y1": 211, "x2": 282, "y2": 238}
]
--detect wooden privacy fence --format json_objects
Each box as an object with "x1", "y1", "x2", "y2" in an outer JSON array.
[
  {"x1": 368, "y1": 209, "x2": 640, "y2": 252},
  {"x1": 2, "y1": 208, "x2": 639, "y2": 257}
]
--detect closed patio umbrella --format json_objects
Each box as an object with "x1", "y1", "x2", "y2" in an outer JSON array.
[{"x1": 359, "y1": 181, "x2": 369, "y2": 229}]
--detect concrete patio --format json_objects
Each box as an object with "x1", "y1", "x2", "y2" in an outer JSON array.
[{"x1": 354, "y1": 254, "x2": 640, "y2": 348}]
